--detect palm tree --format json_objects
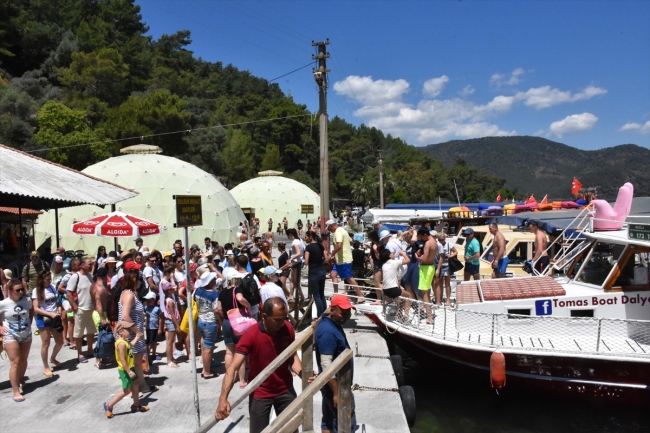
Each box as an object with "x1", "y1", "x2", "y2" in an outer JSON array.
[{"x1": 351, "y1": 174, "x2": 375, "y2": 205}]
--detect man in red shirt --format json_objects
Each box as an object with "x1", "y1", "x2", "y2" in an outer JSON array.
[{"x1": 216, "y1": 297, "x2": 302, "y2": 433}]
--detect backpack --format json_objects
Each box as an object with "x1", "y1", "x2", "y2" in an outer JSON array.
[
  {"x1": 238, "y1": 273, "x2": 260, "y2": 306},
  {"x1": 107, "y1": 278, "x2": 124, "y2": 323},
  {"x1": 95, "y1": 324, "x2": 115, "y2": 361}
]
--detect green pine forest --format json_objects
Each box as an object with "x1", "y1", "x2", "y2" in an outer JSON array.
[{"x1": 0, "y1": 0, "x2": 516, "y2": 206}]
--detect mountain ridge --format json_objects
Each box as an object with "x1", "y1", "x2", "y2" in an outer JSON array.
[{"x1": 419, "y1": 136, "x2": 650, "y2": 199}]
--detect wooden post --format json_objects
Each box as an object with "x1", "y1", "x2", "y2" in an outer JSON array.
[
  {"x1": 337, "y1": 358, "x2": 353, "y2": 433},
  {"x1": 301, "y1": 333, "x2": 314, "y2": 431}
]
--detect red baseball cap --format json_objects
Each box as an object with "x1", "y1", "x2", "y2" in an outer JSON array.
[
  {"x1": 330, "y1": 295, "x2": 356, "y2": 310},
  {"x1": 124, "y1": 261, "x2": 142, "y2": 272}
]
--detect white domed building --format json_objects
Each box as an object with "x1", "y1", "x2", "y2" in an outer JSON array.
[
  {"x1": 36, "y1": 146, "x2": 246, "y2": 253},
  {"x1": 230, "y1": 171, "x2": 326, "y2": 231}
]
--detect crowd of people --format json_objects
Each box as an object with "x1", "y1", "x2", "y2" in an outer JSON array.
[
  {"x1": 0, "y1": 219, "x2": 363, "y2": 432},
  {"x1": 0, "y1": 213, "x2": 497, "y2": 431}
]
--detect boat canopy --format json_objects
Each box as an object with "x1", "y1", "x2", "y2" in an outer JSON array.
[{"x1": 362, "y1": 208, "x2": 444, "y2": 224}]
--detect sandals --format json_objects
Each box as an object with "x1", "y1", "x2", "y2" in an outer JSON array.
[
  {"x1": 167, "y1": 362, "x2": 179, "y2": 368},
  {"x1": 77, "y1": 356, "x2": 88, "y2": 363},
  {"x1": 103, "y1": 402, "x2": 114, "y2": 418},
  {"x1": 131, "y1": 404, "x2": 149, "y2": 413},
  {"x1": 43, "y1": 371, "x2": 53, "y2": 378},
  {"x1": 13, "y1": 396, "x2": 25, "y2": 403},
  {"x1": 202, "y1": 373, "x2": 217, "y2": 379},
  {"x1": 50, "y1": 359, "x2": 62, "y2": 368}
]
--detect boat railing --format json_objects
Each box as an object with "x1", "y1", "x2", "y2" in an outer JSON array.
[
  {"x1": 535, "y1": 205, "x2": 594, "y2": 276},
  {"x1": 381, "y1": 297, "x2": 650, "y2": 360}
]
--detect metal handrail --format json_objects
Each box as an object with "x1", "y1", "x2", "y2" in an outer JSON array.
[
  {"x1": 381, "y1": 296, "x2": 650, "y2": 360},
  {"x1": 195, "y1": 327, "x2": 314, "y2": 433}
]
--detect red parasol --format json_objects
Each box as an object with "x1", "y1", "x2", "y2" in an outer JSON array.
[{"x1": 71, "y1": 211, "x2": 161, "y2": 237}]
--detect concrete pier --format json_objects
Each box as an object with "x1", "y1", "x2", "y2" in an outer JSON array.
[{"x1": 0, "y1": 288, "x2": 408, "y2": 433}]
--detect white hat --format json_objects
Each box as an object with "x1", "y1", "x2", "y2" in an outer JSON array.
[
  {"x1": 54, "y1": 256, "x2": 63, "y2": 263},
  {"x1": 379, "y1": 229, "x2": 392, "y2": 241},
  {"x1": 116, "y1": 261, "x2": 124, "y2": 270},
  {"x1": 142, "y1": 250, "x2": 151, "y2": 257},
  {"x1": 224, "y1": 267, "x2": 247, "y2": 284},
  {"x1": 372, "y1": 220, "x2": 381, "y2": 225},
  {"x1": 194, "y1": 271, "x2": 217, "y2": 289},
  {"x1": 325, "y1": 219, "x2": 336, "y2": 228},
  {"x1": 144, "y1": 291, "x2": 157, "y2": 300},
  {"x1": 263, "y1": 266, "x2": 282, "y2": 276}
]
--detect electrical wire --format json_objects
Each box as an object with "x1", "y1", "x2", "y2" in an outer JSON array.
[
  {"x1": 26, "y1": 113, "x2": 313, "y2": 153},
  {"x1": 268, "y1": 61, "x2": 315, "y2": 82}
]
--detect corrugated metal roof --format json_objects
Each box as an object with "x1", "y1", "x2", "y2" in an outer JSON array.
[{"x1": 0, "y1": 144, "x2": 138, "y2": 209}]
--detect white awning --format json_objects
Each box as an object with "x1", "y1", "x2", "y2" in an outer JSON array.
[{"x1": 0, "y1": 144, "x2": 137, "y2": 209}]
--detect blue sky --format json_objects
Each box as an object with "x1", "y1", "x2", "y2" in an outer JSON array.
[{"x1": 138, "y1": 0, "x2": 650, "y2": 150}]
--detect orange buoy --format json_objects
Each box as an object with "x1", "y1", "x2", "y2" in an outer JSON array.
[{"x1": 490, "y1": 350, "x2": 506, "y2": 389}]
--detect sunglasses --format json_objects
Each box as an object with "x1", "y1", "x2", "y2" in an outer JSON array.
[
  {"x1": 176, "y1": 260, "x2": 185, "y2": 264},
  {"x1": 15, "y1": 288, "x2": 25, "y2": 293}
]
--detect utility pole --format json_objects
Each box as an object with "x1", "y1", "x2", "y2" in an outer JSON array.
[
  {"x1": 378, "y1": 151, "x2": 384, "y2": 209},
  {"x1": 312, "y1": 39, "x2": 330, "y2": 246}
]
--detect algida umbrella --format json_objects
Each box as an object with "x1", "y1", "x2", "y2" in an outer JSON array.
[{"x1": 71, "y1": 211, "x2": 160, "y2": 237}]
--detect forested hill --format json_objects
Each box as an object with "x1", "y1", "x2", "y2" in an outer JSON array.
[
  {"x1": 420, "y1": 136, "x2": 650, "y2": 199},
  {"x1": 0, "y1": 0, "x2": 515, "y2": 205}
]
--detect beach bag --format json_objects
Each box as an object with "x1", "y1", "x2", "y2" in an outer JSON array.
[
  {"x1": 180, "y1": 296, "x2": 198, "y2": 334},
  {"x1": 227, "y1": 289, "x2": 256, "y2": 336},
  {"x1": 95, "y1": 324, "x2": 115, "y2": 361},
  {"x1": 449, "y1": 256, "x2": 464, "y2": 273}
]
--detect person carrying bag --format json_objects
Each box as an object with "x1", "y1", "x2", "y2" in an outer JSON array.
[{"x1": 227, "y1": 288, "x2": 256, "y2": 336}]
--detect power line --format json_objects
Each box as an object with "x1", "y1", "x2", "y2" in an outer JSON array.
[
  {"x1": 269, "y1": 61, "x2": 315, "y2": 82},
  {"x1": 26, "y1": 113, "x2": 313, "y2": 153}
]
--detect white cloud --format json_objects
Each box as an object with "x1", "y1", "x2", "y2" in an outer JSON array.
[
  {"x1": 619, "y1": 120, "x2": 650, "y2": 134},
  {"x1": 422, "y1": 75, "x2": 449, "y2": 98},
  {"x1": 490, "y1": 68, "x2": 525, "y2": 87},
  {"x1": 549, "y1": 113, "x2": 598, "y2": 137},
  {"x1": 533, "y1": 129, "x2": 545, "y2": 136},
  {"x1": 333, "y1": 75, "x2": 516, "y2": 143},
  {"x1": 459, "y1": 85, "x2": 475, "y2": 97},
  {"x1": 516, "y1": 85, "x2": 607, "y2": 109},
  {"x1": 332, "y1": 75, "x2": 409, "y2": 106}
]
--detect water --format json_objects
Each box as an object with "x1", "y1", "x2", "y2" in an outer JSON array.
[{"x1": 400, "y1": 351, "x2": 649, "y2": 433}]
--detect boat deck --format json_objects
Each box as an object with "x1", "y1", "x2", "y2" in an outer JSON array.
[{"x1": 376, "y1": 302, "x2": 650, "y2": 359}]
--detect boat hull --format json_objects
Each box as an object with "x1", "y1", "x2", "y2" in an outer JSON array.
[{"x1": 366, "y1": 313, "x2": 650, "y2": 404}]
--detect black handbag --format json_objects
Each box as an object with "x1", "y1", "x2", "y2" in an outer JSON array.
[{"x1": 448, "y1": 256, "x2": 464, "y2": 273}]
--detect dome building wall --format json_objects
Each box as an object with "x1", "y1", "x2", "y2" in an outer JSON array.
[
  {"x1": 36, "y1": 154, "x2": 246, "y2": 253},
  {"x1": 230, "y1": 175, "x2": 327, "y2": 231}
]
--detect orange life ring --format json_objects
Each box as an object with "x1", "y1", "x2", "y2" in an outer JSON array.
[{"x1": 490, "y1": 350, "x2": 506, "y2": 389}]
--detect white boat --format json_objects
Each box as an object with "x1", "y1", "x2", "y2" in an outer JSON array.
[{"x1": 357, "y1": 196, "x2": 650, "y2": 403}]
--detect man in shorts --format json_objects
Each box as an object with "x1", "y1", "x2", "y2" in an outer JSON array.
[
  {"x1": 326, "y1": 220, "x2": 364, "y2": 303},
  {"x1": 66, "y1": 257, "x2": 96, "y2": 363},
  {"x1": 463, "y1": 228, "x2": 481, "y2": 281},
  {"x1": 489, "y1": 223, "x2": 508, "y2": 278},
  {"x1": 416, "y1": 228, "x2": 437, "y2": 323}
]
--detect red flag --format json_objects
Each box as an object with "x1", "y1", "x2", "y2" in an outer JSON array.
[
  {"x1": 571, "y1": 177, "x2": 583, "y2": 195},
  {"x1": 496, "y1": 193, "x2": 502, "y2": 202},
  {"x1": 525, "y1": 194, "x2": 536, "y2": 204},
  {"x1": 541, "y1": 194, "x2": 548, "y2": 204}
]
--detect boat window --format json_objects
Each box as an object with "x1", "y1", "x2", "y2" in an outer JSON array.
[
  {"x1": 570, "y1": 309, "x2": 594, "y2": 318},
  {"x1": 482, "y1": 240, "x2": 510, "y2": 262},
  {"x1": 614, "y1": 250, "x2": 650, "y2": 287},
  {"x1": 455, "y1": 237, "x2": 465, "y2": 246},
  {"x1": 507, "y1": 241, "x2": 531, "y2": 265},
  {"x1": 507, "y1": 308, "x2": 531, "y2": 316},
  {"x1": 576, "y1": 242, "x2": 625, "y2": 286}
]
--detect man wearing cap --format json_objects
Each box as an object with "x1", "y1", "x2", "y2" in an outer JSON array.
[
  {"x1": 259, "y1": 266, "x2": 288, "y2": 308},
  {"x1": 67, "y1": 257, "x2": 96, "y2": 362},
  {"x1": 326, "y1": 220, "x2": 364, "y2": 303},
  {"x1": 216, "y1": 297, "x2": 301, "y2": 433},
  {"x1": 135, "y1": 237, "x2": 144, "y2": 252},
  {"x1": 463, "y1": 228, "x2": 481, "y2": 281},
  {"x1": 314, "y1": 295, "x2": 357, "y2": 433},
  {"x1": 53, "y1": 246, "x2": 66, "y2": 267}
]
